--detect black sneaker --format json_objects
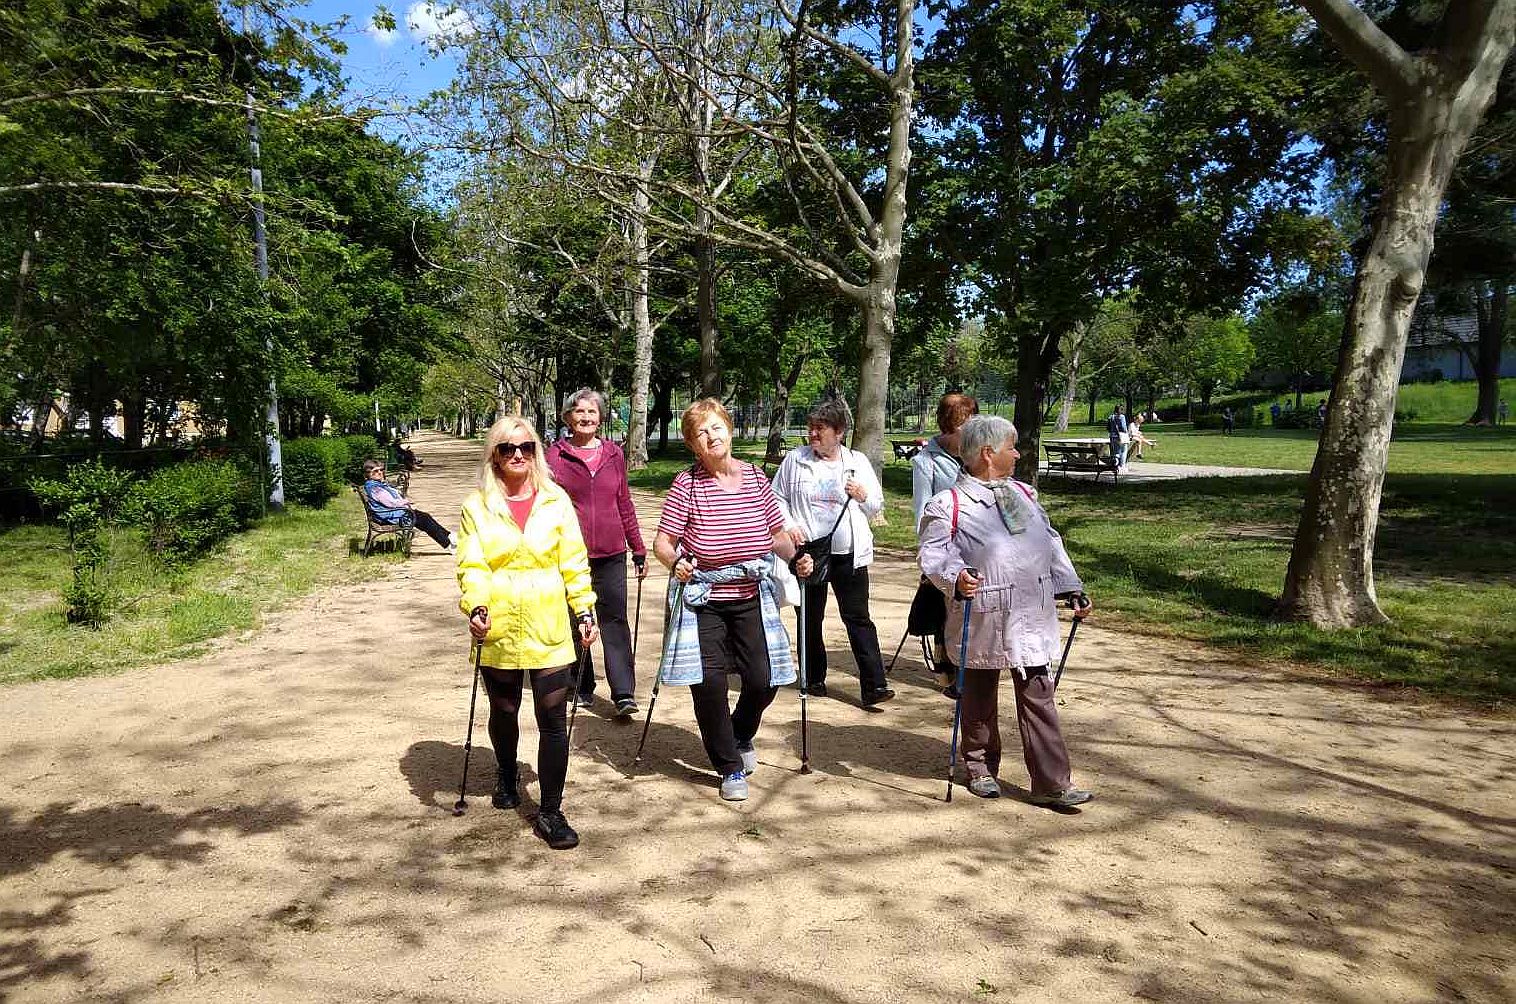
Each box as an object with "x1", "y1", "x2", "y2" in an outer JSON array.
[
  {"x1": 804, "y1": 682, "x2": 828, "y2": 698},
  {"x1": 862, "y1": 687, "x2": 895, "y2": 708},
  {"x1": 942, "y1": 684, "x2": 961, "y2": 700},
  {"x1": 613, "y1": 697, "x2": 639, "y2": 718},
  {"x1": 491, "y1": 777, "x2": 520, "y2": 810},
  {"x1": 534, "y1": 810, "x2": 580, "y2": 849}
]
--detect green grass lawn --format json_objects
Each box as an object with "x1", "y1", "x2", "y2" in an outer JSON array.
[
  {"x1": 1050, "y1": 420, "x2": 1516, "y2": 474},
  {"x1": 0, "y1": 494, "x2": 395, "y2": 686},
  {"x1": 631, "y1": 425, "x2": 1514, "y2": 704}
]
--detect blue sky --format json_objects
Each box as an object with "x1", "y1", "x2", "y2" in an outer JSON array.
[{"x1": 294, "y1": 2, "x2": 462, "y2": 116}]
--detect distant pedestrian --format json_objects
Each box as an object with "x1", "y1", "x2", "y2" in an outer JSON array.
[
  {"x1": 1221, "y1": 406, "x2": 1235, "y2": 436},
  {"x1": 1106, "y1": 404, "x2": 1128, "y2": 468},
  {"x1": 1498, "y1": 399, "x2": 1508, "y2": 426},
  {"x1": 1270, "y1": 402, "x2": 1281, "y2": 425},
  {"x1": 1316, "y1": 400, "x2": 1327, "y2": 427}
]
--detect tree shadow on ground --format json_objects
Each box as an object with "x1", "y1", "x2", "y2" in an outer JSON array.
[{"x1": 0, "y1": 799, "x2": 303, "y2": 880}]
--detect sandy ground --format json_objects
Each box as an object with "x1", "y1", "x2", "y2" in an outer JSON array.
[{"x1": 1, "y1": 431, "x2": 1512, "y2": 1003}]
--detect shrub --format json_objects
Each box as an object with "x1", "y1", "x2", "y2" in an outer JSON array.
[
  {"x1": 279, "y1": 436, "x2": 373, "y2": 506},
  {"x1": 1272, "y1": 409, "x2": 1317, "y2": 430},
  {"x1": 279, "y1": 438, "x2": 337, "y2": 507},
  {"x1": 1192, "y1": 408, "x2": 1259, "y2": 430},
  {"x1": 29, "y1": 460, "x2": 136, "y2": 626},
  {"x1": 125, "y1": 460, "x2": 259, "y2": 565},
  {"x1": 340, "y1": 434, "x2": 381, "y2": 485}
]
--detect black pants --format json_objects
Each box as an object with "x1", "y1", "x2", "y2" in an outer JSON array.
[
  {"x1": 690, "y1": 596, "x2": 778, "y2": 776},
  {"x1": 480, "y1": 665, "x2": 570, "y2": 812},
  {"x1": 800, "y1": 554, "x2": 887, "y2": 695},
  {"x1": 569, "y1": 554, "x2": 636, "y2": 701},
  {"x1": 411, "y1": 509, "x2": 451, "y2": 549}
]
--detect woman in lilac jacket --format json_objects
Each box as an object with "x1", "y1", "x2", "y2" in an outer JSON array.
[
  {"x1": 545, "y1": 388, "x2": 648, "y2": 717},
  {"x1": 918, "y1": 415, "x2": 1094, "y2": 807}
]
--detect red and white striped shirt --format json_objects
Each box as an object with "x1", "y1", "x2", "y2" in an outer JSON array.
[{"x1": 657, "y1": 462, "x2": 785, "y2": 600}]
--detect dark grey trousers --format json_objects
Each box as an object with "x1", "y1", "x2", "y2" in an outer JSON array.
[{"x1": 958, "y1": 665, "x2": 1072, "y2": 795}]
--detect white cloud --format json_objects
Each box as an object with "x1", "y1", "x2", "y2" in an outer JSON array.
[
  {"x1": 406, "y1": 2, "x2": 475, "y2": 48},
  {"x1": 368, "y1": 19, "x2": 400, "y2": 47}
]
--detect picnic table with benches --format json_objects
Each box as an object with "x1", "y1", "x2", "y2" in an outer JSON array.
[
  {"x1": 891, "y1": 439, "x2": 923, "y2": 460},
  {"x1": 1042, "y1": 437, "x2": 1119, "y2": 484}
]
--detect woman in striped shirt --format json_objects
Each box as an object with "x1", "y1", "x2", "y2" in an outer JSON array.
[{"x1": 653, "y1": 399, "x2": 813, "y2": 801}]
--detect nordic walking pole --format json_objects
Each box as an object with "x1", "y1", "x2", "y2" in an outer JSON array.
[
  {"x1": 453, "y1": 641, "x2": 484, "y2": 817},
  {"x1": 945, "y1": 568, "x2": 979, "y2": 803},
  {"x1": 884, "y1": 625, "x2": 911, "y2": 676},
  {"x1": 797, "y1": 578, "x2": 812, "y2": 775},
  {"x1": 634, "y1": 577, "x2": 686, "y2": 765},
  {"x1": 566, "y1": 637, "x2": 591, "y2": 741},
  {"x1": 631, "y1": 565, "x2": 645, "y2": 670},
  {"x1": 1052, "y1": 595, "x2": 1089, "y2": 691}
]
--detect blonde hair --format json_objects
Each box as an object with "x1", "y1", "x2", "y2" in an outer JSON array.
[
  {"x1": 680, "y1": 398, "x2": 734, "y2": 448},
  {"x1": 479, "y1": 416, "x2": 554, "y2": 495}
]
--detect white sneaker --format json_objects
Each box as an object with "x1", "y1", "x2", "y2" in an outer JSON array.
[
  {"x1": 736, "y1": 743, "x2": 757, "y2": 777},
  {"x1": 720, "y1": 773, "x2": 749, "y2": 801}
]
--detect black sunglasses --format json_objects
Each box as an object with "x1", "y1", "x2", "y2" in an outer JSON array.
[{"x1": 495, "y1": 441, "x2": 537, "y2": 458}]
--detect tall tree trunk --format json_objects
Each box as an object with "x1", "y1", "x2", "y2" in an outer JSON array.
[
  {"x1": 1054, "y1": 324, "x2": 1084, "y2": 433},
  {"x1": 767, "y1": 351, "x2": 809, "y2": 459},
  {"x1": 689, "y1": 6, "x2": 721, "y2": 399},
  {"x1": 1013, "y1": 324, "x2": 1064, "y2": 483},
  {"x1": 121, "y1": 390, "x2": 145, "y2": 450},
  {"x1": 1282, "y1": 0, "x2": 1513, "y2": 627},
  {"x1": 851, "y1": 6, "x2": 914, "y2": 475},
  {"x1": 1468, "y1": 281, "x2": 1508, "y2": 424},
  {"x1": 627, "y1": 155, "x2": 656, "y2": 468}
]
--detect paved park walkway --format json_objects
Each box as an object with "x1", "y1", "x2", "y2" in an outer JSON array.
[{"x1": 0, "y1": 431, "x2": 1510, "y2": 1003}]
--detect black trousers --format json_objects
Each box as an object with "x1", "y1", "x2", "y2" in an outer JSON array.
[
  {"x1": 690, "y1": 596, "x2": 778, "y2": 777},
  {"x1": 800, "y1": 553, "x2": 887, "y2": 694},
  {"x1": 479, "y1": 665, "x2": 570, "y2": 812},
  {"x1": 410, "y1": 509, "x2": 451, "y2": 549},
  {"x1": 569, "y1": 553, "x2": 636, "y2": 701}
]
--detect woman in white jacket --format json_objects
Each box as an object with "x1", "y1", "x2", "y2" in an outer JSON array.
[{"x1": 771, "y1": 398, "x2": 893, "y2": 706}]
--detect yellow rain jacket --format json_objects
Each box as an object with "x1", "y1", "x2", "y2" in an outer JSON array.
[{"x1": 456, "y1": 479, "x2": 596, "y2": 670}]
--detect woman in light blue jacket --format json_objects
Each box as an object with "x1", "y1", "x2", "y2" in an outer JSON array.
[
  {"x1": 909, "y1": 393, "x2": 977, "y2": 694},
  {"x1": 771, "y1": 399, "x2": 892, "y2": 706}
]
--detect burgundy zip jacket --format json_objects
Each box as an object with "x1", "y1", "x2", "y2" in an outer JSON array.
[{"x1": 545, "y1": 438, "x2": 648, "y2": 561}]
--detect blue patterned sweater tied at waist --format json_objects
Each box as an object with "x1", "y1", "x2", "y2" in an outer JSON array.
[{"x1": 658, "y1": 560, "x2": 797, "y2": 687}]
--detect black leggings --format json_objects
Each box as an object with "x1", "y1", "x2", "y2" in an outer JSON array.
[{"x1": 480, "y1": 665, "x2": 570, "y2": 812}]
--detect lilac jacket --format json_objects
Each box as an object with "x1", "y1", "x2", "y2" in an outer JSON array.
[
  {"x1": 545, "y1": 439, "x2": 647, "y2": 561},
  {"x1": 918, "y1": 476, "x2": 1083, "y2": 671}
]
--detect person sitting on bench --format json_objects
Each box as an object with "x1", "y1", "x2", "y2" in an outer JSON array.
[{"x1": 362, "y1": 459, "x2": 455, "y2": 552}]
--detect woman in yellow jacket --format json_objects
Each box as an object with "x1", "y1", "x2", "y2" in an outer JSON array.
[{"x1": 458, "y1": 416, "x2": 598, "y2": 850}]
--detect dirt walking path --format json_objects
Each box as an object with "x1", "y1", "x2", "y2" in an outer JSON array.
[{"x1": 1, "y1": 431, "x2": 1511, "y2": 1003}]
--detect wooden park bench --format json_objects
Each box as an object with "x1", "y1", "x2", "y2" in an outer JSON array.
[
  {"x1": 355, "y1": 483, "x2": 415, "y2": 557},
  {"x1": 1043, "y1": 442, "x2": 1119, "y2": 484},
  {"x1": 891, "y1": 439, "x2": 923, "y2": 461}
]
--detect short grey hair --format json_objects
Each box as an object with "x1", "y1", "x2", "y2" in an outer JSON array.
[
  {"x1": 807, "y1": 397, "x2": 851, "y2": 433},
  {"x1": 562, "y1": 387, "x2": 609, "y2": 426},
  {"x1": 959, "y1": 414, "x2": 1016, "y2": 473}
]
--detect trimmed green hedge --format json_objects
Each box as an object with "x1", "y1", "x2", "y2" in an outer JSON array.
[
  {"x1": 339, "y1": 434, "x2": 382, "y2": 485},
  {"x1": 126, "y1": 459, "x2": 260, "y2": 565},
  {"x1": 1192, "y1": 407, "x2": 1260, "y2": 430},
  {"x1": 280, "y1": 434, "x2": 387, "y2": 508}
]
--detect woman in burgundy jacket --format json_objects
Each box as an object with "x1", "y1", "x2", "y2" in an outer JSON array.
[{"x1": 545, "y1": 388, "x2": 649, "y2": 717}]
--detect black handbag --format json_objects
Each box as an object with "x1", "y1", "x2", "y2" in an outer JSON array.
[
  {"x1": 907, "y1": 577, "x2": 947, "y2": 635},
  {"x1": 796, "y1": 496, "x2": 853, "y2": 585}
]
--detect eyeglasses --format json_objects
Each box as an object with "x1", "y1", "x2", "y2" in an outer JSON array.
[{"x1": 495, "y1": 441, "x2": 537, "y2": 458}]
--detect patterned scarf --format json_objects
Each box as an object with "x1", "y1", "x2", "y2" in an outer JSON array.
[{"x1": 976, "y1": 476, "x2": 1035, "y2": 536}]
